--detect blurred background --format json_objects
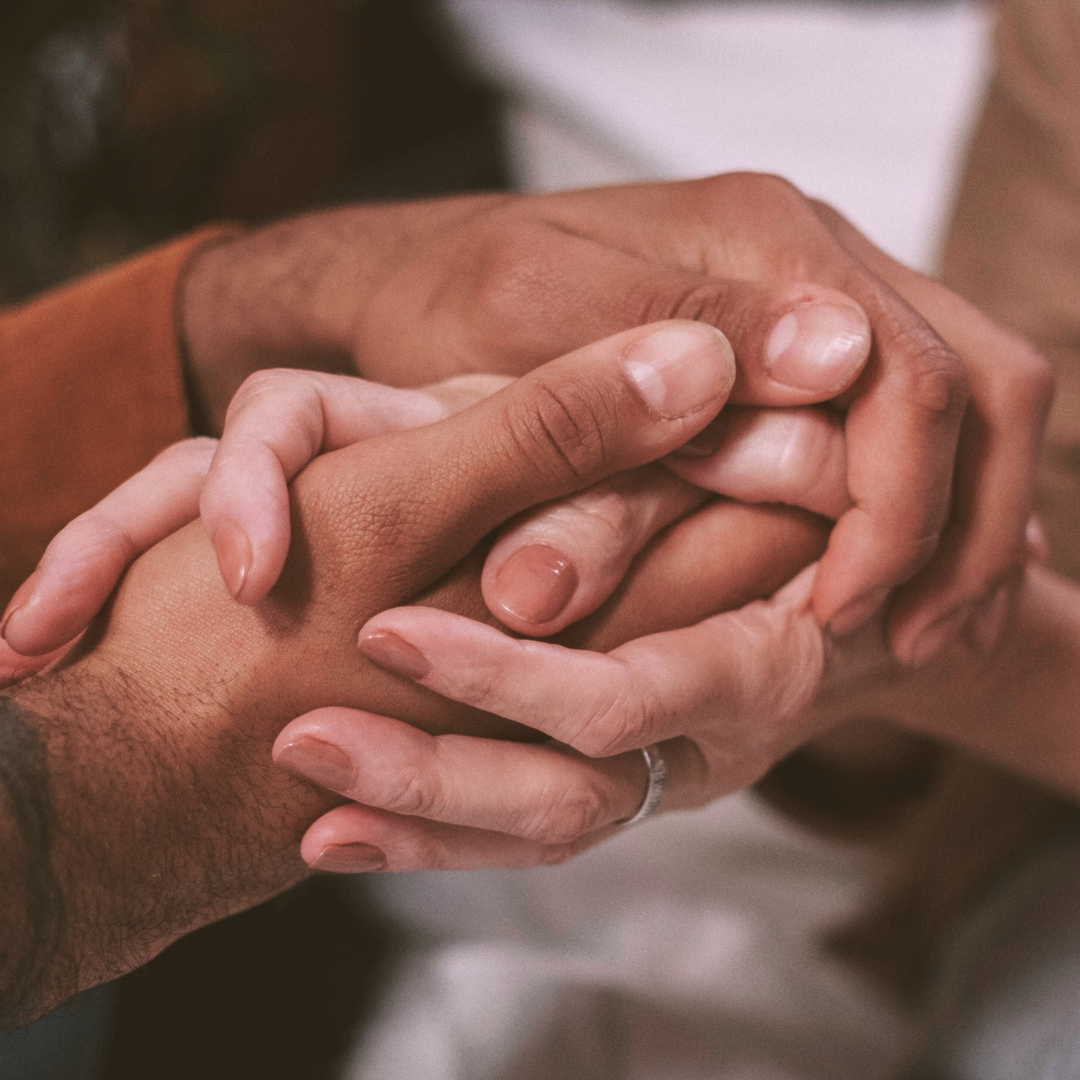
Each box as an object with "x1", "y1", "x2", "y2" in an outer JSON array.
[{"x1": 0, "y1": 1, "x2": 992, "y2": 1078}]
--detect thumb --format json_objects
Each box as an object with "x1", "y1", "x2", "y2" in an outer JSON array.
[
  {"x1": 459, "y1": 318, "x2": 734, "y2": 509},
  {"x1": 292, "y1": 320, "x2": 734, "y2": 601}
]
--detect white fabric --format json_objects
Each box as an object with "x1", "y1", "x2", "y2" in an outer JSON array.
[
  {"x1": 446, "y1": 0, "x2": 990, "y2": 271},
  {"x1": 344, "y1": 795, "x2": 913, "y2": 1080},
  {"x1": 342, "y1": 3, "x2": 989, "y2": 1075}
]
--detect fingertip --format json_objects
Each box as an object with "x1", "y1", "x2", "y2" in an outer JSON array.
[
  {"x1": 0, "y1": 569, "x2": 40, "y2": 650},
  {"x1": 764, "y1": 301, "x2": 870, "y2": 396},
  {"x1": 309, "y1": 843, "x2": 388, "y2": 874},
  {"x1": 357, "y1": 629, "x2": 431, "y2": 680},
  {"x1": 622, "y1": 320, "x2": 736, "y2": 419},
  {"x1": 486, "y1": 544, "x2": 579, "y2": 633},
  {"x1": 300, "y1": 805, "x2": 385, "y2": 869},
  {"x1": 275, "y1": 735, "x2": 355, "y2": 793},
  {"x1": 211, "y1": 520, "x2": 253, "y2": 601}
]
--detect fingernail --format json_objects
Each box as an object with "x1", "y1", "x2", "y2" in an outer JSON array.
[
  {"x1": 275, "y1": 737, "x2": 355, "y2": 792},
  {"x1": 670, "y1": 412, "x2": 730, "y2": 459},
  {"x1": 907, "y1": 602, "x2": 975, "y2": 667},
  {"x1": 765, "y1": 303, "x2": 870, "y2": 394},
  {"x1": 964, "y1": 584, "x2": 1010, "y2": 656},
  {"x1": 493, "y1": 544, "x2": 579, "y2": 626},
  {"x1": 624, "y1": 322, "x2": 735, "y2": 418},
  {"x1": 1, "y1": 570, "x2": 41, "y2": 643},
  {"x1": 213, "y1": 520, "x2": 253, "y2": 601},
  {"x1": 311, "y1": 843, "x2": 387, "y2": 874},
  {"x1": 358, "y1": 630, "x2": 431, "y2": 680},
  {"x1": 829, "y1": 585, "x2": 889, "y2": 638}
]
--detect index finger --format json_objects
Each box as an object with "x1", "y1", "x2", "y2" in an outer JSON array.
[
  {"x1": 356, "y1": 567, "x2": 823, "y2": 767},
  {"x1": 201, "y1": 371, "x2": 507, "y2": 603}
]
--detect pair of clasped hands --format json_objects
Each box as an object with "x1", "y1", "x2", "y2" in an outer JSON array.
[{"x1": 0, "y1": 176, "x2": 1054, "y2": 877}]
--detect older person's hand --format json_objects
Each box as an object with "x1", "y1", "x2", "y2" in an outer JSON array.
[
  {"x1": 0, "y1": 321, "x2": 837, "y2": 1025},
  {"x1": 0, "y1": 372, "x2": 845, "y2": 659}
]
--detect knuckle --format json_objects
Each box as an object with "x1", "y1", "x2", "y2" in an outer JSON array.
[
  {"x1": 466, "y1": 226, "x2": 567, "y2": 355},
  {"x1": 892, "y1": 333, "x2": 970, "y2": 416},
  {"x1": 731, "y1": 601, "x2": 823, "y2": 722},
  {"x1": 570, "y1": 687, "x2": 655, "y2": 758},
  {"x1": 996, "y1": 342, "x2": 1056, "y2": 419},
  {"x1": 504, "y1": 375, "x2": 617, "y2": 483},
  {"x1": 519, "y1": 784, "x2": 608, "y2": 845},
  {"x1": 387, "y1": 770, "x2": 443, "y2": 818},
  {"x1": 695, "y1": 171, "x2": 800, "y2": 205},
  {"x1": 226, "y1": 368, "x2": 311, "y2": 425}
]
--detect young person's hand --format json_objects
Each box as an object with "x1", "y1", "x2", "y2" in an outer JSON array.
[
  {"x1": 2, "y1": 341, "x2": 847, "y2": 657},
  {"x1": 0, "y1": 321, "x2": 835, "y2": 1024},
  {"x1": 180, "y1": 174, "x2": 1053, "y2": 661}
]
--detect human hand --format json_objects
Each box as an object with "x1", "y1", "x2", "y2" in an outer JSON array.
[
  {"x1": 282, "y1": 524, "x2": 1052, "y2": 878},
  {"x1": 2, "y1": 351, "x2": 846, "y2": 656},
  {"x1": 2, "y1": 321, "x2": 835, "y2": 1020},
  {"x1": 276, "y1": 564, "x2": 840, "y2": 873},
  {"x1": 182, "y1": 174, "x2": 1053, "y2": 660}
]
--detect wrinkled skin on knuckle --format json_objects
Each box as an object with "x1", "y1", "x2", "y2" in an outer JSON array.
[
  {"x1": 503, "y1": 374, "x2": 619, "y2": 484},
  {"x1": 570, "y1": 685, "x2": 656, "y2": 759},
  {"x1": 727, "y1": 600, "x2": 824, "y2": 737},
  {"x1": 519, "y1": 782, "x2": 608, "y2": 845},
  {"x1": 389, "y1": 769, "x2": 443, "y2": 819}
]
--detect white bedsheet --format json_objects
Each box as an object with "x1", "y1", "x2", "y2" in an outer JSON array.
[{"x1": 344, "y1": 794, "x2": 913, "y2": 1080}]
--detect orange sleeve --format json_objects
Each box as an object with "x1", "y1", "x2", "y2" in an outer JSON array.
[{"x1": 0, "y1": 227, "x2": 232, "y2": 605}]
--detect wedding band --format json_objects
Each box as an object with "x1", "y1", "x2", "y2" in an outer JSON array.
[{"x1": 620, "y1": 744, "x2": 668, "y2": 826}]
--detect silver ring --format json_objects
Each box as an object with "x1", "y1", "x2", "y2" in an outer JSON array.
[{"x1": 620, "y1": 744, "x2": 667, "y2": 826}]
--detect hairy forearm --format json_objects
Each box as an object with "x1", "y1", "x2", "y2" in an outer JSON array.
[
  {"x1": 0, "y1": 659, "x2": 332, "y2": 1027},
  {"x1": 0, "y1": 481, "x2": 824, "y2": 1023}
]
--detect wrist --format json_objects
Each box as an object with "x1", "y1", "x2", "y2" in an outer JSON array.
[{"x1": 179, "y1": 195, "x2": 511, "y2": 432}]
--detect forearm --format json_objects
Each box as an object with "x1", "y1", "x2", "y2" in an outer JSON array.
[{"x1": 0, "y1": 664, "x2": 332, "y2": 1028}]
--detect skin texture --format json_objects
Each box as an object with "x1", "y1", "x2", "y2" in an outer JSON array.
[
  {"x1": 0, "y1": 171, "x2": 1056, "y2": 1019},
  {"x1": 177, "y1": 175, "x2": 1054, "y2": 661},
  {"x1": 0, "y1": 324, "x2": 829, "y2": 1027}
]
